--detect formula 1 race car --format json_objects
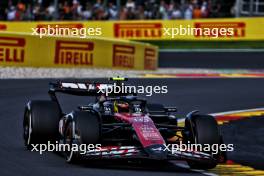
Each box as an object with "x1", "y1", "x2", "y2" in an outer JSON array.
[{"x1": 23, "y1": 78, "x2": 225, "y2": 169}]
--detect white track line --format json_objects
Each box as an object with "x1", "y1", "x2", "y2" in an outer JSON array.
[
  {"x1": 210, "y1": 107, "x2": 264, "y2": 116},
  {"x1": 178, "y1": 108, "x2": 264, "y2": 124}
]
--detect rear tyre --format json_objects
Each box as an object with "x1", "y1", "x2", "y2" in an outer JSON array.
[
  {"x1": 65, "y1": 111, "x2": 101, "y2": 163},
  {"x1": 23, "y1": 100, "x2": 61, "y2": 149},
  {"x1": 185, "y1": 114, "x2": 220, "y2": 169}
]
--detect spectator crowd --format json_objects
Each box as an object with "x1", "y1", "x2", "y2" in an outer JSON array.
[{"x1": 0, "y1": 0, "x2": 230, "y2": 21}]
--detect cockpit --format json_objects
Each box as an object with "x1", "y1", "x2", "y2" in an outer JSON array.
[{"x1": 98, "y1": 96, "x2": 147, "y2": 115}]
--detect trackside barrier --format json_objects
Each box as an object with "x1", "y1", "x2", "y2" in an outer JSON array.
[
  {"x1": 0, "y1": 17, "x2": 264, "y2": 40},
  {"x1": 0, "y1": 32, "x2": 158, "y2": 70}
]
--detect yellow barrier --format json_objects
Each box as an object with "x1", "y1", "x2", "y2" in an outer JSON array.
[
  {"x1": 0, "y1": 17, "x2": 264, "y2": 40},
  {"x1": 0, "y1": 32, "x2": 158, "y2": 70}
]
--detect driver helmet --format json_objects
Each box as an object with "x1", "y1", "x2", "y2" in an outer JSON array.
[{"x1": 114, "y1": 101, "x2": 129, "y2": 113}]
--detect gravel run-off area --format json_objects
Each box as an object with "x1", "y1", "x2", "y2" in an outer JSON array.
[{"x1": 1, "y1": 67, "x2": 264, "y2": 79}]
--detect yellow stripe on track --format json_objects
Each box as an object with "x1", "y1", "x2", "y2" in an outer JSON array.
[{"x1": 210, "y1": 163, "x2": 264, "y2": 176}]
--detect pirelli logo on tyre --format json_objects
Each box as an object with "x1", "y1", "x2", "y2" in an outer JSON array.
[
  {"x1": 0, "y1": 37, "x2": 25, "y2": 63},
  {"x1": 194, "y1": 22, "x2": 246, "y2": 38},
  {"x1": 113, "y1": 44, "x2": 135, "y2": 68},
  {"x1": 144, "y1": 48, "x2": 156, "y2": 70},
  {"x1": 54, "y1": 40, "x2": 94, "y2": 65},
  {"x1": 114, "y1": 23, "x2": 162, "y2": 39}
]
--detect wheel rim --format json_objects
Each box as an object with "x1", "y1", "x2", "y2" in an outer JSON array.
[
  {"x1": 65, "y1": 123, "x2": 73, "y2": 162},
  {"x1": 24, "y1": 111, "x2": 32, "y2": 146}
]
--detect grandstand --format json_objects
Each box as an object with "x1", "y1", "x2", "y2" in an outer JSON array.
[{"x1": 1, "y1": 0, "x2": 263, "y2": 21}]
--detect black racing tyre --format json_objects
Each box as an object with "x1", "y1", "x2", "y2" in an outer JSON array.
[
  {"x1": 65, "y1": 111, "x2": 101, "y2": 163},
  {"x1": 185, "y1": 114, "x2": 220, "y2": 170},
  {"x1": 23, "y1": 100, "x2": 61, "y2": 149}
]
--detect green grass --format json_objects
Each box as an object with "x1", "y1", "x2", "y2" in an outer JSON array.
[{"x1": 140, "y1": 41, "x2": 264, "y2": 49}]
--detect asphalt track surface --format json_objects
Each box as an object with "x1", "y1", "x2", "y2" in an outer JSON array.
[
  {"x1": 159, "y1": 51, "x2": 264, "y2": 69},
  {"x1": 0, "y1": 78, "x2": 263, "y2": 176}
]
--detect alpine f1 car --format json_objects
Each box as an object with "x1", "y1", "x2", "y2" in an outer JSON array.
[{"x1": 23, "y1": 78, "x2": 226, "y2": 169}]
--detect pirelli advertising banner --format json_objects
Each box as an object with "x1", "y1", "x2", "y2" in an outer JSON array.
[
  {"x1": 0, "y1": 17, "x2": 264, "y2": 40},
  {"x1": 0, "y1": 32, "x2": 158, "y2": 70}
]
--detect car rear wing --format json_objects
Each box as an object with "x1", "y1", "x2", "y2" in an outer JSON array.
[
  {"x1": 48, "y1": 78, "x2": 132, "y2": 97},
  {"x1": 49, "y1": 82, "x2": 113, "y2": 96}
]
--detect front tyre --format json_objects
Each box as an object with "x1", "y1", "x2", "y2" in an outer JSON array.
[
  {"x1": 64, "y1": 111, "x2": 101, "y2": 163},
  {"x1": 185, "y1": 114, "x2": 221, "y2": 169}
]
